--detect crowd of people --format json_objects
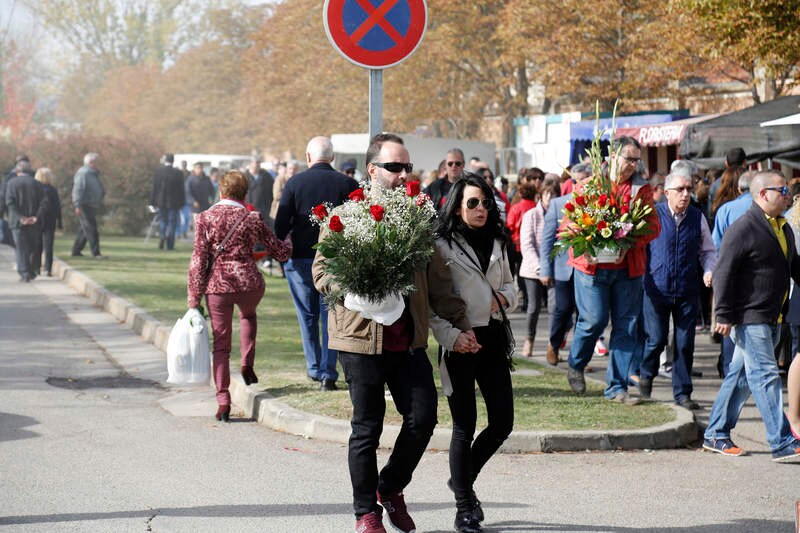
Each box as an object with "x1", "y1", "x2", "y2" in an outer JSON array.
[
  {"x1": 4, "y1": 132, "x2": 800, "y2": 533},
  {"x1": 0, "y1": 153, "x2": 98, "y2": 280},
  {"x1": 184, "y1": 133, "x2": 800, "y2": 532}
]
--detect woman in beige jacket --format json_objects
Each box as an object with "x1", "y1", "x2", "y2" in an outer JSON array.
[{"x1": 430, "y1": 173, "x2": 517, "y2": 533}]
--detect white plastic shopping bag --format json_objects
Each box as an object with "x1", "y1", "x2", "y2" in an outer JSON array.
[{"x1": 166, "y1": 308, "x2": 211, "y2": 384}]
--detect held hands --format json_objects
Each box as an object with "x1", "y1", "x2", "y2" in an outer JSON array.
[
  {"x1": 453, "y1": 329, "x2": 481, "y2": 353},
  {"x1": 540, "y1": 276, "x2": 554, "y2": 288},
  {"x1": 20, "y1": 216, "x2": 37, "y2": 226}
]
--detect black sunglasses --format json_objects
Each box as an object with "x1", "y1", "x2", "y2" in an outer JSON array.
[
  {"x1": 447, "y1": 161, "x2": 464, "y2": 167},
  {"x1": 373, "y1": 161, "x2": 413, "y2": 173},
  {"x1": 667, "y1": 186, "x2": 693, "y2": 193},
  {"x1": 465, "y1": 197, "x2": 494, "y2": 210},
  {"x1": 763, "y1": 185, "x2": 789, "y2": 196}
]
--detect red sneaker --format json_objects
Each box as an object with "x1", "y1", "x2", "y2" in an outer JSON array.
[
  {"x1": 377, "y1": 491, "x2": 416, "y2": 533},
  {"x1": 355, "y1": 510, "x2": 386, "y2": 533}
]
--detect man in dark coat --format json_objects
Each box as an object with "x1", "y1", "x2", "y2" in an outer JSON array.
[
  {"x1": 423, "y1": 148, "x2": 465, "y2": 211},
  {"x1": 704, "y1": 170, "x2": 800, "y2": 461},
  {"x1": 150, "y1": 153, "x2": 185, "y2": 250},
  {"x1": 186, "y1": 163, "x2": 215, "y2": 214},
  {"x1": 245, "y1": 159, "x2": 274, "y2": 228},
  {"x1": 275, "y1": 136, "x2": 359, "y2": 391},
  {"x1": 4, "y1": 160, "x2": 48, "y2": 281}
]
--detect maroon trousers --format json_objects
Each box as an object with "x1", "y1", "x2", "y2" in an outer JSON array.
[{"x1": 206, "y1": 287, "x2": 264, "y2": 406}]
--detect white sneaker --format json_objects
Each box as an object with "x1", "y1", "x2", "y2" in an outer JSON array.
[{"x1": 594, "y1": 338, "x2": 609, "y2": 357}]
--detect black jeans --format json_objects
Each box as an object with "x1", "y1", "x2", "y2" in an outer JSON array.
[
  {"x1": 40, "y1": 227, "x2": 55, "y2": 274},
  {"x1": 445, "y1": 321, "x2": 514, "y2": 512},
  {"x1": 339, "y1": 348, "x2": 438, "y2": 518},
  {"x1": 72, "y1": 205, "x2": 101, "y2": 257},
  {"x1": 523, "y1": 277, "x2": 545, "y2": 339}
]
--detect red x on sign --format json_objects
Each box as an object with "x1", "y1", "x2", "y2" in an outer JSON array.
[{"x1": 324, "y1": 0, "x2": 427, "y2": 69}]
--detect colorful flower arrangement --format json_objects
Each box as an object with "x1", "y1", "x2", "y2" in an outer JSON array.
[
  {"x1": 553, "y1": 104, "x2": 654, "y2": 259},
  {"x1": 311, "y1": 180, "x2": 437, "y2": 305}
]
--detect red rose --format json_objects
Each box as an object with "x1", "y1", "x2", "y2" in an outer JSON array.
[
  {"x1": 370, "y1": 205, "x2": 385, "y2": 221},
  {"x1": 348, "y1": 188, "x2": 365, "y2": 202},
  {"x1": 597, "y1": 220, "x2": 608, "y2": 230},
  {"x1": 415, "y1": 193, "x2": 431, "y2": 206},
  {"x1": 406, "y1": 180, "x2": 421, "y2": 197},
  {"x1": 574, "y1": 195, "x2": 586, "y2": 207},
  {"x1": 623, "y1": 193, "x2": 631, "y2": 204},
  {"x1": 598, "y1": 194, "x2": 607, "y2": 207},
  {"x1": 329, "y1": 215, "x2": 344, "y2": 232},
  {"x1": 312, "y1": 204, "x2": 328, "y2": 220},
  {"x1": 621, "y1": 204, "x2": 630, "y2": 215},
  {"x1": 564, "y1": 202, "x2": 575, "y2": 212}
]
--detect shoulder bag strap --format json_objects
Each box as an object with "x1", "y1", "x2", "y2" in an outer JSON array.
[{"x1": 207, "y1": 211, "x2": 249, "y2": 274}]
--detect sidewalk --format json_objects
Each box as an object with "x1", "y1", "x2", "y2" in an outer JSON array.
[{"x1": 7, "y1": 244, "x2": 709, "y2": 452}]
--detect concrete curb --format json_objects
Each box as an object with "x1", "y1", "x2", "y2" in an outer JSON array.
[{"x1": 52, "y1": 256, "x2": 700, "y2": 453}]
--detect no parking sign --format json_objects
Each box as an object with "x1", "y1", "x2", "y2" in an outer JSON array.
[{"x1": 323, "y1": 0, "x2": 428, "y2": 69}]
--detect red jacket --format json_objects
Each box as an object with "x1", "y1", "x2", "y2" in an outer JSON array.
[
  {"x1": 567, "y1": 176, "x2": 660, "y2": 278},
  {"x1": 506, "y1": 198, "x2": 537, "y2": 251}
]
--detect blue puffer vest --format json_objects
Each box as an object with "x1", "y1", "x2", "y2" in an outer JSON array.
[{"x1": 645, "y1": 202, "x2": 701, "y2": 300}]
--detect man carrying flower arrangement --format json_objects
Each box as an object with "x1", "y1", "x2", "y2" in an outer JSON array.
[
  {"x1": 558, "y1": 135, "x2": 660, "y2": 404},
  {"x1": 312, "y1": 133, "x2": 476, "y2": 533}
]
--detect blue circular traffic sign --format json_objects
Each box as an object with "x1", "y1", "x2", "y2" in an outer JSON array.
[{"x1": 324, "y1": 0, "x2": 427, "y2": 69}]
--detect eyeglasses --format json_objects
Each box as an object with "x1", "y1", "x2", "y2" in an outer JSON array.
[
  {"x1": 372, "y1": 162, "x2": 413, "y2": 173},
  {"x1": 668, "y1": 186, "x2": 693, "y2": 194},
  {"x1": 447, "y1": 161, "x2": 464, "y2": 167},
  {"x1": 465, "y1": 197, "x2": 494, "y2": 210},
  {"x1": 763, "y1": 185, "x2": 789, "y2": 196}
]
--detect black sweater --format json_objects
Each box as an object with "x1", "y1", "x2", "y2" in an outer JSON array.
[
  {"x1": 274, "y1": 163, "x2": 359, "y2": 259},
  {"x1": 714, "y1": 202, "x2": 800, "y2": 325}
]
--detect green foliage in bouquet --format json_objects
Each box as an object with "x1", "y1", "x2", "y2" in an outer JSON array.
[{"x1": 312, "y1": 181, "x2": 437, "y2": 305}]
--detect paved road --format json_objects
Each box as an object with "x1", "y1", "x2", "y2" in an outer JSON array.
[{"x1": 0, "y1": 246, "x2": 798, "y2": 532}]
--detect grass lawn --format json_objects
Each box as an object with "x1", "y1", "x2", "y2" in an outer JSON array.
[{"x1": 55, "y1": 234, "x2": 675, "y2": 431}]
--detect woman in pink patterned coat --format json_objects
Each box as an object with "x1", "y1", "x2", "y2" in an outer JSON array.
[{"x1": 187, "y1": 170, "x2": 292, "y2": 421}]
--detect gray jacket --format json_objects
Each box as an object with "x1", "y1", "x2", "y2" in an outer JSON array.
[
  {"x1": 429, "y1": 234, "x2": 517, "y2": 351},
  {"x1": 72, "y1": 166, "x2": 105, "y2": 209}
]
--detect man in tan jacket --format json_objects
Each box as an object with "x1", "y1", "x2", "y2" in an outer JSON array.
[{"x1": 313, "y1": 133, "x2": 476, "y2": 533}]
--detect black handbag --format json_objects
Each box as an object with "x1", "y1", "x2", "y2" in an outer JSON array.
[{"x1": 491, "y1": 289, "x2": 516, "y2": 370}]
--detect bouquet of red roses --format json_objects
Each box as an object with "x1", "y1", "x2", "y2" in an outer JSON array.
[
  {"x1": 553, "y1": 106, "x2": 654, "y2": 260},
  {"x1": 311, "y1": 181, "x2": 437, "y2": 314}
]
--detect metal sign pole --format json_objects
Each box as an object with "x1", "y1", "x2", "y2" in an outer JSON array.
[{"x1": 369, "y1": 69, "x2": 383, "y2": 139}]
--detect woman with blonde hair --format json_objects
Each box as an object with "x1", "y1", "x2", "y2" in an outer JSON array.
[
  {"x1": 187, "y1": 170, "x2": 292, "y2": 421},
  {"x1": 34, "y1": 167, "x2": 62, "y2": 277}
]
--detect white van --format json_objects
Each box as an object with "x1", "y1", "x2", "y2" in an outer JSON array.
[{"x1": 172, "y1": 153, "x2": 253, "y2": 174}]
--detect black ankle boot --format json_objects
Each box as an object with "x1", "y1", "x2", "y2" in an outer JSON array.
[
  {"x1": 241, "y1": 366, "x2": 259, "y2": 385},
  {"x1": 454, "y1": 510, "x2": 482, "y2": 533},
  {"x1": 215, "y1": 405, "x2": 230, "y2": 422},
  {"x1": 447, "y1": 478, "x2": 483, "y2": 522}
]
